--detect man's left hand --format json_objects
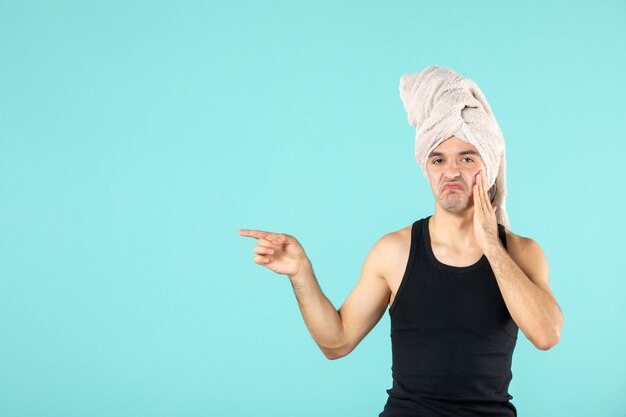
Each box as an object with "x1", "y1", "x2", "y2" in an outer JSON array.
[{"x1": 473, "y1": 169, "x2": 501, "y2": 252}]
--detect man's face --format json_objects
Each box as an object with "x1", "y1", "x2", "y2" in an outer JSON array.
[{"x1": 425, "y1": 136, "x2": 486, "y2": 213}]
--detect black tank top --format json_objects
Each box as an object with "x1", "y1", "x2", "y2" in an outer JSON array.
[{"x1": 379, "y1": 216, "x2": 519, "y2": 417}]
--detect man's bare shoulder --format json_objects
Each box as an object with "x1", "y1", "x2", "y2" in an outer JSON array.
[
  {"x1": 368, "y1": 223, "x2": 413, "y2": 278},
  {"x1": 376, "y1": 223, "x2": 413, "y2": 251},
  {"x1": 504, "y1": 228, "x2": 550, "y2": 287},
  {"x1": 504, "y1": 228, "x2": 543, "y2": 258}
]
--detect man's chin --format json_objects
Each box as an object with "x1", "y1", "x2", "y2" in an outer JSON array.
[{"x1": 439, "y1": 198, "x2": 469, "y2": 213}]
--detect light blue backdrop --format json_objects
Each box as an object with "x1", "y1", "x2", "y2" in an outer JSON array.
[{"x1": 1, "y1": 1, "x2": 624, "y2": 416}]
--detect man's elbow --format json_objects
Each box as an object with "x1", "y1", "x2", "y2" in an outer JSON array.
[
  {"x1": 322, "y1": 344, "x2": 351, "y2": 360},
  {"x1": 534, "y1": 326, "x2": 562, "y2": 350},
  {"x1": 535, "y1": 335, "x2": 560, "y2": 351},
  {"x1": 324, "y1": 351, "x2": 344, "y2": 360},
  {"x1": 535, "y1": 308, "x2": 564, "y2": 351}
]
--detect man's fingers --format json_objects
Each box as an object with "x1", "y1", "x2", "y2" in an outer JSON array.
[
  {"x1": 477, "y1": 171, "x2": 485, "y2": 211},
  {"x1": 238, "y1": 229, "x2": 272, "y2": 239},
  {"x1": 266, "y1": 233, "x2": 287, "y2": 247},
  {"x1": 253, "y1": 245, "x2": 275, "y2": 256},
  {"x1": 473, "y1": 173, "x2": 481, "y2": 210},
  {"x1": 481, "y1": 170, "x2": 491, "y2": 210},
  {"x1": 253, "y1": 255, "x2": 271, "y2": 264},
  {"x1": 477, "y1": 171, "x2": 488, "y2": 213},
  {"x1": 239, "y1": 229, "x2": 289, "y2": 253},
  {"x1": 482, "y1": 171, "x2": 495, "y2": 214},
  {"x1": 257, "y1": 237, "x2": 276, "y2": 248},
  {"x1": 238, "y1": 229, "x2": 287, "y2": 244},
  {"x1": 473, "y1": 183, "x2": 482, "y2": 213}
]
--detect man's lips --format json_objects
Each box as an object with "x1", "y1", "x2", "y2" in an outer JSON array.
[{"x1": 442, "y1": 183, "x2": 463, "y2": 191}]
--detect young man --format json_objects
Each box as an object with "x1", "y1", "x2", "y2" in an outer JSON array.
[{"x1": 238, "y1": 66, "x2": 563, "y2": 416}]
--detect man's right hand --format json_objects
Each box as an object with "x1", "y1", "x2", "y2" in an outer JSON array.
[{"x1": 238, "y1": 229, "x2": 310, "y2": 277}]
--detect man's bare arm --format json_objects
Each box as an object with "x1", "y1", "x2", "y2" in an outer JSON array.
[
  {"x1": 239, "y1": 228, "x2": 391, "y2": 360},
  {"x1": 471, "y1": 170, "x2": 563, "y2": 350},
  {"x1": 289, "y1": 236, "x2": 392, "y2": 359},
  {"x1": 484, "y1": 235, "x2": 564, "y2": 350}
]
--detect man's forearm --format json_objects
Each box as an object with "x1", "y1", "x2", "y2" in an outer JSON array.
[
  {"x1": 484, "y1": 244, "x2": 563, "y2": 349},
  {"x1": 289, "y1": 261, "x2": 345, "y2": 358}
]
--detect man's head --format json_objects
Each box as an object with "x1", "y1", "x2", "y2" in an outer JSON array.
[
  {"x1": 399, "y1": 65, "x2": 509, "y2": 228},
  {"x1": 426, "y1": 136, "x2": 496, "y2": 214}
]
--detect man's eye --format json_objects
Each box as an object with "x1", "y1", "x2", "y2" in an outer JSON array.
[
  {"x1": 432, "y1": 159, "x2": 443, "y2": 164},
  {"x1": 462, "y1": 157, "x2": 474, "y2": 163}
]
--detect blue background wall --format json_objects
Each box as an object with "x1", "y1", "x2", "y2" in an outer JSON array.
[{"x1": 1, "y1": 1, "x2": 624, "y2": 415}]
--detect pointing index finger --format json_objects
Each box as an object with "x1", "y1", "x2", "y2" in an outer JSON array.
[{"x1": 238, "y1": 229, "x2": 271, "y2": 240}]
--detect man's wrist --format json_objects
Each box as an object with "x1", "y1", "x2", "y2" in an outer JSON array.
[
  {"x1": 483, "y1": 240, "x2": 505, "y2": 259},
  {"x1": 289, "y1": 259, "x2": 313, "y2": 287}
]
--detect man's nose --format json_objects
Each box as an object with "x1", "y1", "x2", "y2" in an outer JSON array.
[{"x1": 443, "y1": 160, "x2": 461, "y2": 178}]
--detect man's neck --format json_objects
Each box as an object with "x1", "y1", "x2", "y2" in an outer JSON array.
[{"x1": 429, "y1": 206, "x2": 478, "y2": 248}]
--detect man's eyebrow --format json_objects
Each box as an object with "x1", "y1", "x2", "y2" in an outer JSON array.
[{"x1": 427, "y1": 150, "x2": 481, "y2": 158}]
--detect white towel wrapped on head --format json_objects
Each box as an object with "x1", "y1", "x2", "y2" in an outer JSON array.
[{"x1": 399, "y1": 65, "x2": 510, "y2": 230}]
